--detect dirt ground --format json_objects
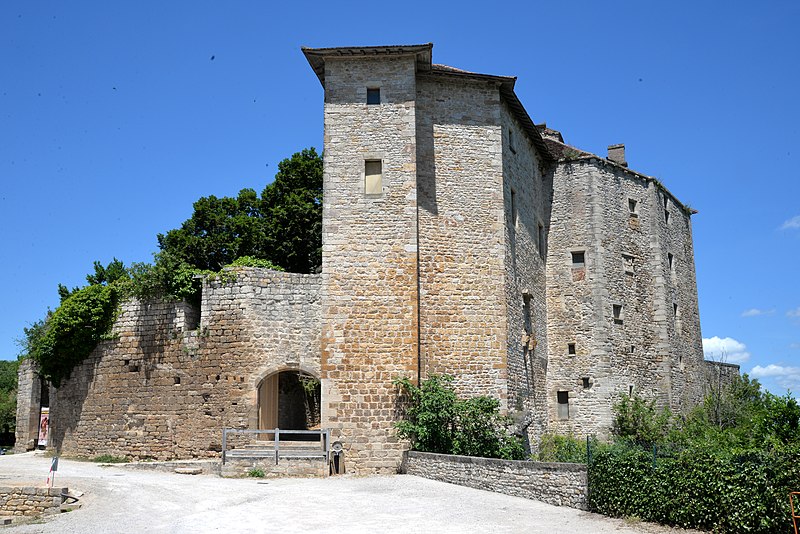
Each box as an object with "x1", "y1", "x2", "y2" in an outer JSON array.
[{"x1": 0, "y1": 452, "x2": 699, "y2": 533}]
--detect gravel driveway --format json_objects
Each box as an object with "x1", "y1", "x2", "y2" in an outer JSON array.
[{"x1": 0, "y1": 452, "x2": 696, "y2": 533}]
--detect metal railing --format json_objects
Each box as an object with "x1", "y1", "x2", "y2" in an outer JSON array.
[{"x1": 221, "y1": 428, "x2": 331, "y2": 466}]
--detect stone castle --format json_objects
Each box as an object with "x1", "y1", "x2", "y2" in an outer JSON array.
[{"x1": 16, "y1": 44, "x2": 736, "y2": 473}]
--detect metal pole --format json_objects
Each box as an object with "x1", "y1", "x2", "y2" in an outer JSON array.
[
  {"x1": 222, "y1": 428, "x2": 227, "y2": 465},
  {"x1": 274, "y1": 428, "x2": 280, "y2": 465}
]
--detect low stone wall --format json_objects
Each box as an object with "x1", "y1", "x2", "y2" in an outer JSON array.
[
  {"x1": 220, "y1": 457, "x2": 327, "y2": 478},
  {"x1": 402, "y1": 451, "x2": 587, "y2": 509},
  {"x1": 0, "y1": 486, "x2": 65, "y2": 517}
]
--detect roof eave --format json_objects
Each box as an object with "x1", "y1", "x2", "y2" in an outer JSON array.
[{"x1": 301, "y1": 43, "x2": 434, "y2": 86}]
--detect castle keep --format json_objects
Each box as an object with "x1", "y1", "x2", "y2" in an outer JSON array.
[{"x1": 16, "y1": 44, "x2": 724, "y2": 473}]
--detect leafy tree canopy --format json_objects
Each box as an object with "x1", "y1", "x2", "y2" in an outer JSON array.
[{"x1": 157, "y1": 147, "x2": 322, "y2": 274}]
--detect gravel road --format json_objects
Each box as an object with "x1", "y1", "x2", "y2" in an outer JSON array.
[{"x1": 0, "y1": 452, "x2": 696, "y2": 533}]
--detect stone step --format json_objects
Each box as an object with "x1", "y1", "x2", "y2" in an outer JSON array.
[{"x1": 174, "y1": 467, "x2": 203, "y2": 475}]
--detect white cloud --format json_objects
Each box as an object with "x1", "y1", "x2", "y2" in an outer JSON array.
[
  {"x1": 741, "y1": 308, "x2": 774, "y2": 317},
  {"x1": 787, "y1": 307, "x2": 800, "y2": 318},
  {"x1": 750, "y1": 364, "x2": 800, "y2": 393},
  {"x1": 780, "y1": 215, "x2": 800, "y2": 230},
  {"x1": 702, "y1": 336, "x2": 750, "y2": 364}
]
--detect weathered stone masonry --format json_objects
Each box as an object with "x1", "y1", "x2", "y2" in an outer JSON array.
[{"x1": 19, "y1": 43, "x2": 735, "y2": 474}]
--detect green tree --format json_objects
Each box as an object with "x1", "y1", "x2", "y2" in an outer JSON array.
[
  {"x1": 612, "y1": 393, "x2": 671, "y2": 445},
  {"x1": 0, "y1": 360, "x2": 19, "y2": 437},
  {"x1": 157, "y1": 147, "x2": 323, "y2": 274}
]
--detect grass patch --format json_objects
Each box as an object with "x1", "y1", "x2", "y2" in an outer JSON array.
[
  {"x1": 92, "y1": 454, "x2": 128, "y2": 463},
  {"x1": 247, "y1": 468, "x2": 266, "y2": 478}
]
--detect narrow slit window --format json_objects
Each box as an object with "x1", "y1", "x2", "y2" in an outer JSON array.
[
  {"x1": 557, "y1": 391, "x2": 569, "y2": 420},
  {"x1": 510, "y1": 189, "x2": 517, "y2": 227},
  {"x1": 571, "y1": 251, "x2": 585, "y2": 267},
  {"x1": 538, "y1": 224, "x2": 546, "y2": 257},
  {"x1": 568, "y1": 343, "x2": 576, "y2": 355},
  {"x1": 665, "y1": 209, "x2": 670, "y2": 224},
  {"x1": 673, "y1": 303, "x2": 679, "y2": 318},
  {"x1": 366, "y1": 88, "x2": 380, "y2": 105},
  {"x1": 509, "y1": 128, "x2": 516, "y2": 153},
  {"x1": 582, "y1": 377, "x2": 591, "y2": 389},
  {"x1": 668, "y1": 253, "x2": 674, "y2": 272},
  {"x1": 628, "y1": 385, "x2": 634, "y2": 396},
  {"x1": 613, "y1": 304, "x2": 623, "y2": 324},
  {"x1": 365, "y1": 160, "x2": 382, "y2": 195}
]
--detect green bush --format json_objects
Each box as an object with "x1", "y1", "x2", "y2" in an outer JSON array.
[
  {"x1": 536, "y1": 433, "x2": 592, "y2": 463},
  {"x1": 247, "y1": 468, "x2": 266, "y2": 478},
  {"x1": 394, "y1": 375, "x2": 525, "y2": 460},
  {"x1": 92, "y1": 454, "x2": 129, "y2": 463}
]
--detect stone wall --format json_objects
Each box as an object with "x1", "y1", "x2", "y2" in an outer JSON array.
[
  {"x1": 500, "y1": 100, "x2": 551, "y2": 448},
  {"x1": 14, "y1": 359, "x2": 41, "y2": 453},
  {"x1": 402, "y1": 451, "x2": 587, "y2": 509},
  {"x1": 49, "y1": 268, "x2": 320, "y2": 460},
  {"x1": 415, "y1": 74, "x2": 508, "y2": 401},
  {"x1": 0, "y1": 486, "x2": 65, "y2": 517},
  {"x1": 545, "y1": 156, "x2": 705, "y2": 439},
  {"x1": 704, "y1": 360, "x2": 741, "y2": 395},
  {"x1": 319, "y1": 54, "x2": 420, "y2": 474}
]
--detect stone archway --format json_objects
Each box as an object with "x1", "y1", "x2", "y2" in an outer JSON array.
[{"x1": 257, "y1": 370, "x2": 321, "y2": 433}]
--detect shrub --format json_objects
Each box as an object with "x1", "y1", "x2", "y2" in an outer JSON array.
[
  {"x1": 536, "y1": 433, "x2": 591, "y2": 463},
  {"x1": 247, "y1": 468, "x2": 266, "y2": 478},
  {"x1": 92, "y1": 454, "x2": 128, "y2": 463},
  {"x1": 394, "y1": 375, "x2": 525, "y2": 460}
]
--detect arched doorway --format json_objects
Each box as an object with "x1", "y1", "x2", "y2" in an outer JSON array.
[{"x1": 257, "y1": 371, "x2": 321, "y2": 434}]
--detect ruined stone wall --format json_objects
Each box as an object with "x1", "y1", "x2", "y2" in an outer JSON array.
[
  {"x1": 415, "y1": 74, "x2": 508, "y2": 402},
  {"x1": 14, "y1": 359, "x2": 41, "y2": 452},
  {"x1": 402, "y1": 451, "x2": 587, "y2": 509},
  {"x1": 49, "y1": 268, "x2": 320, "y2": 460},
  {"x1": 500, "y1": 102, "x2": 551, "y2": 448},
  {"x1": 704, "y1": 361, "x2": 741, "y2": 396},
  {"x1": 545, "y1": 159, "x2": 704, "y2": 438},
  {"x1": 319, "y1": 55, "x2": 419, "y2": 473},
  {"x1": 0, "y1": 486, "x2": 65, "y2": 517}
]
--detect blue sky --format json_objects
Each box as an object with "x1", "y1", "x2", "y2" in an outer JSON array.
[{"x1": 1, "y1": 2, "x2": 798, "y2": 396}]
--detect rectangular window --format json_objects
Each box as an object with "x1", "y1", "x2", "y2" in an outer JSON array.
[
  {"x1": 367, "y1": 88, "x2": 380, "y2": 105},
  {"x1": 365, "y1": 160, "x2": 382, "y2": 195},
  {"x1": 628, "y1": 198, "x2": 638, "y2": 217},
  {"x1": 613, "y1": 304, "x2": 623, "y2": 324},
  {"x1": 509, "y1": 128, "x2": 516, "y2": 153},
  {"x1": 622, "y1": 253, "x2": 635, "y2": 274},
  {"x1": 571, "y1": 251, "x2": 585, "y2": 267},
  {"x1": 668, "y1": 252, "x2": 674, "y2": 272},
  {"x1": 582, "y1": 377, "x2": 591, "y2": 389},
  {"x1": 568, "y1": 343, "x2": 576, "y2": 355},
  {"x1": 665, "y1": 209, "x2": 670, "y2": 224},
  {"x1": 557, "y1": 391, "x2": 569, "y2": 420},
  {"x1": 673, "y1": 302, "x2": 679, "y2": 318}
]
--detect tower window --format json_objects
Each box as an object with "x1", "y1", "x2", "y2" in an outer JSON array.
[
  {"x1": 623, "y1": 253, "x2": 635, "y2": 274},
  {"x1": 568, "y1": 343, "x2": 576, "y2": 355},
  {"x1": 628, "y1": 198, "x2": 638, "y2": 217},
  {"x1": 613, "y1": 304, "x2": 623, "y2": 324},
  {"x1": 664, "y1": 210, "x2": 670, "y2": 224},
  {"x1": 582, "y1": 377, "x2": 591, "y2": 389},
  {"x1": 571, "y1": 251, "x2": 585, "y2": 267},
  {"x1": 365, "y1": 160, "x2": 382, "y2": 195},
  {"x1": 366, "y1": 88, "x2": 380, "y2": 105},
  {"x1": 668, "y1": 253, "x2": 674, "y2": 272},
  {"x1": 509, "y1": 128, "x2": 516, "y2": 153},
  {"x1": 557, "y1": 391, "x2": 570, "y2": 420}
]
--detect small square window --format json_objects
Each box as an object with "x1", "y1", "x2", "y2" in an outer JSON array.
[
  {"x1": 582, "y1": 377, "x2": 591, "y2": 389},
  {"x1": 557, "y1": 391, "x2": 569, "y2": 420},
  {"x1": 622, "y1": 253, "x2": 635, "y2": 274},
  {"x1": 568, "y1": 343, "x2": 576, "y2": 355},
  {"x1": 365, "y1": 160, "x2": 382, "y2": 195},
  {"x1": 628, "y1": 198, "x2": 638, "y2": 217},
  {"x1": 367, "y1": 88, "x2": 380, "y2": 105},
  {"x1": 613, "y1": 304, "x2": 623, "y2": 324},
  {"x1": 571, "y1": 251, "x2": 585, "y2": 267}
]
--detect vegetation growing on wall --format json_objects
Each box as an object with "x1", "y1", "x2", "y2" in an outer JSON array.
[
  {"x1": 18, "y1": 148, "x2": 321, "y2": 388},
  {"x1": 394, "y1": 375, "x2": 526, "y2": 460}
]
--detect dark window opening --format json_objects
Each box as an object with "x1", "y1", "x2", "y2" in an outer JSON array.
[
  {"x1": 613, "y1": 304, "x2": 623, "y2": 324},
  {"x1": 568, "y1": 343, "x2": 576, "y2": 355},
  {"x1": 628, "y1": 198, "x2": 638, "y2": 216},
  {"x1": 509, "y1": 128, "x2": 516, "y2": 153},
  {"x1": 174, "y1": 377, "x2": 181, "y2": 385},
  {"x1": 630, "y1": 345, "x2": 636, "y2": 354},
  {"x1": 367, "y1": 88, "x2": 380, "y2": 105},
  {"x1": 665, "y1": 210, "x2": 670, "y2": 224},
  {"x1": 582, "y1": 377, "x2": 591, "y2": 389},
  {"x1": 571, "y1": 251, "x2": 585, "y2": 267},
  {"x1": 628, "y1": 385, "x2": 634, "y2": 396},
  {"x1": 668, "y1": 253, "x2": 674, "y2": 271},
  {"x1": 557, "y1": 391, "x2": 569, "y2": 420}
]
